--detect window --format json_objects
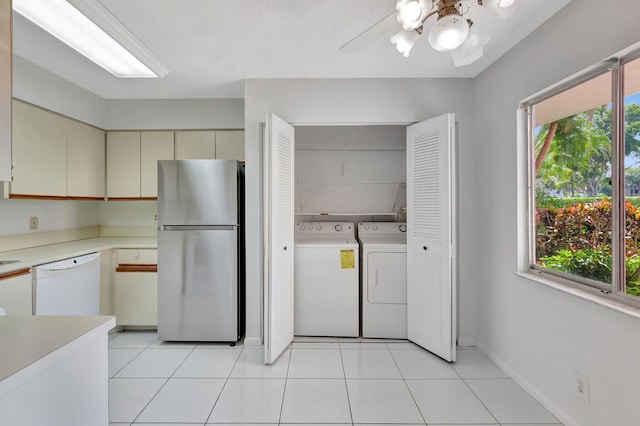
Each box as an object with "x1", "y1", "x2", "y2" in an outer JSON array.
[{"x1": 525, "y1": 50, "x2": 640, "y2": 304}]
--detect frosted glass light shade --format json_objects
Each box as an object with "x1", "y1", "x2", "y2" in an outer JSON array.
[
  {"x1": 428, "y1": 14, "x2": 469, "y2": 52},
  {"x1": 482, "y1": 0, "x2": 516, "y2": 19},
  {"x1": 395, "y1": 0, "x2": 433, "y2": 30},
  {"x1": 451, "y1": 26, "x2": 491, "y2": 67},
  {"x1": 391, "y1": 29, "x2": 421, "y2": 57}
]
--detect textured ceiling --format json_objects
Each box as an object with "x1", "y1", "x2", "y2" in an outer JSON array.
[{"x1": 12, "y1": 0, "x2": 572, "y2": 99}]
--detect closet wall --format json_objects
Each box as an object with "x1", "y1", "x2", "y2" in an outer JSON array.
[{"x1": 295, "y1": 125, "x2": 405, "y2": 223}]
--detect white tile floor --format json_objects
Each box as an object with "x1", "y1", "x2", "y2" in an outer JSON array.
[{"x1": 108, "y1": 331, "x2": 562, "y2": 426}]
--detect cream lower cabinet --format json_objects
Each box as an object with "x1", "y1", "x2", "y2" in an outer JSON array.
[
  {"x1": 0, "y1": 268, "x2": 32, "y2": 315},
  {"x1": 114, "y1": 249, "x2": 157, "y2": 326}
]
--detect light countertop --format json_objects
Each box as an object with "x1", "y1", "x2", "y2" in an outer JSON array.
[
  {"x1": 0, "y1": 236, "x2": 156, "y2": 274},
  {"x1": 0, "y1": 315, "x2": 115, "y2": 383}
]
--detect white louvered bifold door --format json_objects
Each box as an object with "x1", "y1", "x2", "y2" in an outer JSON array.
[
  {"x1": 264, "y1": 113, "x2": 295, "y2": 365},
  {"x1": 406, "y1": 114, "x2": 457, "y2": 362}
]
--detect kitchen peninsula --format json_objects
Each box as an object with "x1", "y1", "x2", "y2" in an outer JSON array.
[{"x1": 0, "y1": 315, "x2": 115, "y2": 425}]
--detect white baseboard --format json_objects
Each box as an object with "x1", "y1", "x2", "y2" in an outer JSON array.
[
  {"x1": 457, "y1": 337, "x2": 477, "y2": 347},
  {"x1": 474, "y1": 341, "x2": 577, "y2": 426},
  {"x1": 243, "y1": 336, "x2": 262, "y2": 347}
]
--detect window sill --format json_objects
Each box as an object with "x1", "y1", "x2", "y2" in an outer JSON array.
[{"x1": 515, "y1": 271, "x2": 640, "y2": 321}]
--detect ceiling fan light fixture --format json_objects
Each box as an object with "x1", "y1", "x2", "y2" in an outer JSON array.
[
  {"x1": 395, "y1": 0, "x2": 433, "y2": 30},
  {"x1": 428, "y1": 13, "x2": 470, "y2": 52},
  {"x1": 390, "y1": 29, "x2": 421, "y2": 57},
  {"x1": 498, "y1": 0, "x2": 515, "y2": 8}
]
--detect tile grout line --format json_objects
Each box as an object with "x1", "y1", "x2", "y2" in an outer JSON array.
[
  {"x1": 459, "y1": 376, "x2": 501, "y2": 425},
  {"x1": 126, "y1": 338, "x2": 197, "y2": 424},
  {"x1": 203, "y1": 344, "x2": 245, "y2": 425},
  {"x1": 339, "y1": 343, "x2": 355, "y2": 425},
  {"x1": 277, "y1": 346, "x2": 294, "y2": 425},
  {"x1": 388, "y1": 346, "x2": 427, "y2": 425}
]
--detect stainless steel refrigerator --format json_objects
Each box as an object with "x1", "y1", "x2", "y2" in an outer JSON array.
[{"x1": 157, "y1": 159, "x2": 244, "y2": 342}]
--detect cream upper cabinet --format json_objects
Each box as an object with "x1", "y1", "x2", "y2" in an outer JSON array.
[
  {"x1": 215, "y1": 130, "x2": 245, "y2": 160},
  {"x1": 0, "y1": 0, "x2": 11, "y2": 182},
  {"x1": 11, "y1": 101, "x2": 67, "y2": 197},
  {"x1": 67, "y1": 120, "x2": 105, "y2": 199},
  {"x1": 175, "y1": 130, "x2": 215, "y2": 159},
  {"x1": 107, "y1": 131, "x2": 141, "y2": 199},
  {"x1": 107, "y1": 130, "x2": 175, "y2": 199},
  {"x1": 141, "y1": 131, "x2": 174, "y2": 198}
]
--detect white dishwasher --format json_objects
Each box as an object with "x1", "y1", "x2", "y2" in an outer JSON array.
[{"x1": 33, "y1": 252, "x2": 101, "y2": 315}]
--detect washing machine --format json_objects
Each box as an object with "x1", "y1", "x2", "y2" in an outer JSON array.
[
  {"x1": 294, "y1": 222, "x2": 359, "y2": 337},
  {"x1": 358, "y1": 222, "x2": 407, "y2": 339}
]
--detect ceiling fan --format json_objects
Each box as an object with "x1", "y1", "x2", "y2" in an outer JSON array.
[{"x1": 340, "y1": 0, "x2": 516, "y2": 67}]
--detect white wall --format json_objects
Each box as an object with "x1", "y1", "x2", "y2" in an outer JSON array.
[
  {"x1": 13, "y1": 56, "x2": 108, "y2": 128},
  {"x1": 103, "y1": 99, "x2": 244, "y2": 130},
  {"x1": 0, "y1": 198, "x2": 99, "y2": 236},
  {"x1": 473, "y1": 0, "x2": 640, "y2": 424},
  {"x1": 244, "y1": 78, "x2": 477, "y2": 345}
]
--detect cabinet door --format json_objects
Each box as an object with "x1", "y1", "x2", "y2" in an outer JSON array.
[
  {"x1": 0, "y1": 0, "x2": 10, "y2": 182},
  {"x1": 115, "y1": 272, "x2": 158, "y2": 326},
  {"x1": 0, "y1": 269, "x2": 32, "y2": 315},
  {"x1": 11, "y1": 101, "x2": 67, "y2": 197},
  {"x1": 107, "y1": 131, "x2": 141, "y2": 199},
  {"x1": 67, "y1": 120, "x2": 105, "y2": 199},
  {"x1": 141, "y1": 131, "x2": 174, "y2": 198},
  {"x1": 215, "y1": 130, "x2": 244, "y2": 160},
  {"x1": 175, "y1": 130, "x2": 215, "y2": 159}
]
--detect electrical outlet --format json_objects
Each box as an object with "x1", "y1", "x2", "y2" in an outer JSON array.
[
  {"x1": 29, "y1": 216, "x2": 38, "y2": 230},
  {"x1": 572, "y1": 370, "x2": 591, "y2": 403},
  {"x1": 153, "y1": 213, "x2": 158, "y2": 222}
]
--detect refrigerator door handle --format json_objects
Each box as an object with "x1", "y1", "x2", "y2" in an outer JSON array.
[{"x1": 160, "y1": 225, "x2": 237, "y2": 231}]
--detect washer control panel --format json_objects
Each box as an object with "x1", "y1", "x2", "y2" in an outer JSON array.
[
  {"x1": 296, "y1": 222, "x2": 354, "y2": 235},
  {"x1": 358, "y1": 222, "x2": 407, "y2": 236}
]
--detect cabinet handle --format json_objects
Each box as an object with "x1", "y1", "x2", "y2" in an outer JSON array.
[
  {"x1": 0, "y1": 268, "x2": 31, "y2": 281},
  {"x1": 115, "y1": 264, "x2": 157, "y2": 273}
]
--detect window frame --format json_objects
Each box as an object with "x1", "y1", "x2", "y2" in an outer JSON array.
[{"x1": 521, "y1": 48, "x2": 640, "y2": 308}]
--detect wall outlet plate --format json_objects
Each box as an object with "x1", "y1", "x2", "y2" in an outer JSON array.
[
  {"x1": 29, "y1": 216, "x2": 38, "y2": 230},
  {"x1": 572, "y1": 370, "x2": 591, "y2": 403}
]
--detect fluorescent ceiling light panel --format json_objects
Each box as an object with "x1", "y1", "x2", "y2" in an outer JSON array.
[{"x1": 13, "y1": 0, "x2": 161, "y2": 78}]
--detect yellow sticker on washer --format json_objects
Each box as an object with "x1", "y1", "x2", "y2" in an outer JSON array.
[{"x1": 340, "y1": 249, "x2": 355, "y2": 269}]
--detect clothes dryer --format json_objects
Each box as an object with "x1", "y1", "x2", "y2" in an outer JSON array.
[
  {"x1": 294, "y1": 222, "x2": 359, "y2": 337},
  {"x1": 358, "y1": 222, "x2": 407, "y2": 339}
]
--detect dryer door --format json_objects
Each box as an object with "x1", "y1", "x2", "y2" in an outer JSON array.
[{"x1": 367, "y1": 252, "x2": 407, "y2": 304}]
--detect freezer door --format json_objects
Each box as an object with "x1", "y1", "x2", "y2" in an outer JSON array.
[
  {"x1": 158, "y1": 228, "x2": 238, "y2": 341},
  {"x1": 158, "y1": 159, "x2": 238, "y2": 225}
]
